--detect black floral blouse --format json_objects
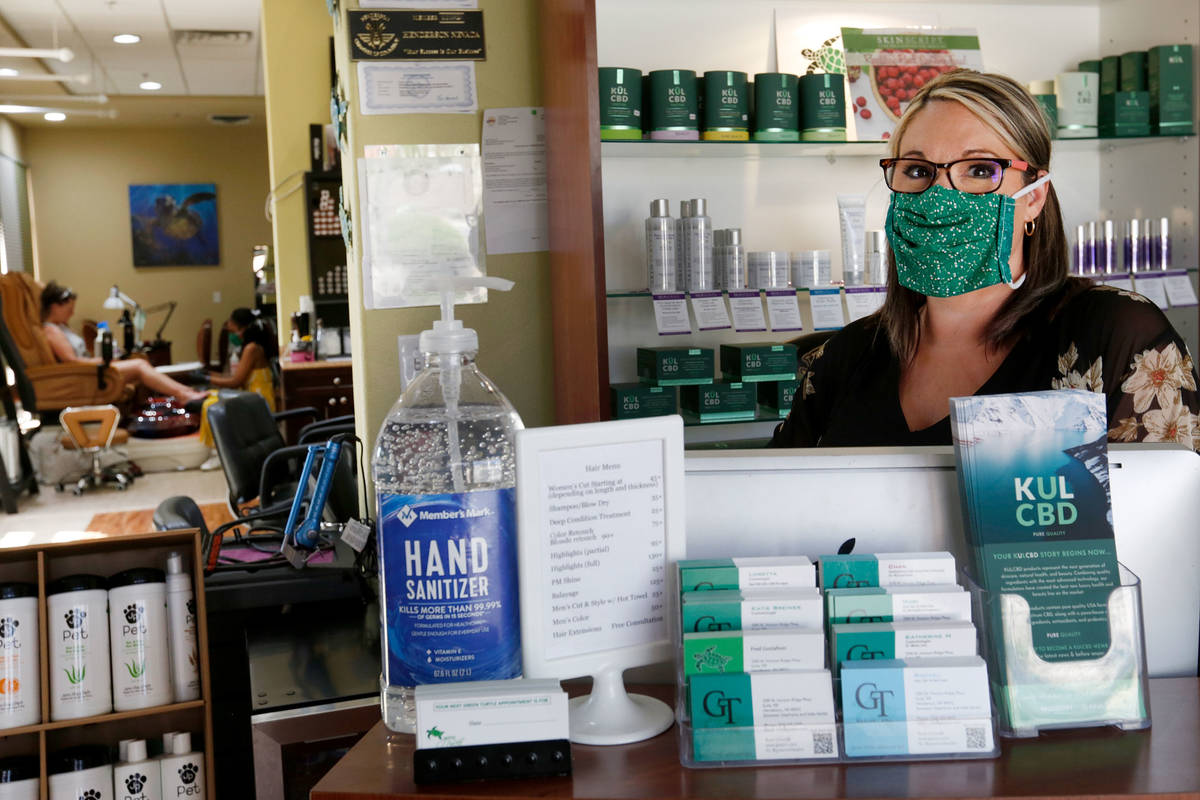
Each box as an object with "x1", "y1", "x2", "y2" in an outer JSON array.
[{"x1": 769, "y1": 284, "x2": 1200, "y2": 451}]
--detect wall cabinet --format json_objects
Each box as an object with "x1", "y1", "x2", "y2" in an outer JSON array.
[
  {"x1": 304, "y1": 172, "x2": 350, "y2": 330},
  {"x1": 541, "y1": 0, "x2": 1200, "y2": 426}
]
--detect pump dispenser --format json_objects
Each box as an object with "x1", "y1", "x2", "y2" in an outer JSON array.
[{"x1": 373, "y1": 276, "x2": 524, "y2": 733}]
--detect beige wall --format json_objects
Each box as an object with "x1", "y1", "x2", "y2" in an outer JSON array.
[
  {"x1": 24, "y1": 124, "x2": 271, "y2": 355},
  {"x1": 336, "y1": 0, "x2": 554, "y2": 472},
  {"x1": 0, "y1": 117, "x2": 22, "y2": 162},
  {"x1": 260, "y1": 0, "x2": 335, "y2": 340}
]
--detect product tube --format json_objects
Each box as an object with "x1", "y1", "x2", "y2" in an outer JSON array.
[
  {"x1": 864, "y1": 230, "x2": 889, "y2": 285},
  {"x1": 165, "y1": 553, "x2": 200, "y2": 703},
  {"x1": 1101, "y1": 220, "x2": 1116, "y2": 273},
  {"x1": 684, "y1": 198, "x2": 714, "y2": 292},
  {"x1": 1158, "y1": 217, "x2": 1171, "y2": 269},
  {"x1": 158, "y1": 733, "x2": 204, "y2": 800},
  {"x1": 1073, "y1": 224, "x2": 1087, "y2": 275},
  {"x1": 1086, "y1": 220, "x2": 1098, "y2": 273},
  {"x1": 721, "y1": 229, "x2": 747, "y2": 290},
  {"x1": 108, "y1": 569, "x2": 171, "y2": 712},
  {"x1": 838, "y1": 195, "x2": 866, "y2": 286},
  {"x1": 645, "y1": 199, "x2": 677, "y2": 293},
  {"x1": 676, "y1": 200, "x2": 692, "y2": 286},
  {"x1": 1126, "y1": 218, "x2": 1142, "y2": 272},
  {"x1": 114, "y1": 739, "x2": 162, "y2": 800},
  {"x1": 47, "y1": 575, "x2": 111, "y2": 721},
  {"x1": 1143, "y1": 218, "x2": 1156, "y2": 269},
  {"x1": 712, "y1": 229, "x2": 728, "y2": 290}
]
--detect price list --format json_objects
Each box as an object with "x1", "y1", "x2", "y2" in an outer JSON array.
[{"x1": 538, "y1": 439, "x2": 668, "y2": 661}]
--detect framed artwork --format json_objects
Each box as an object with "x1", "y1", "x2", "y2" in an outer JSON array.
[{"x1": 129, "y1": 183, "x2": 219, "y2": 266}]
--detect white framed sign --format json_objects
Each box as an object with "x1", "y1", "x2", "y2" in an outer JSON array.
[{"x1": 517, "y1": 415, "x2": 686, "y2": 744}]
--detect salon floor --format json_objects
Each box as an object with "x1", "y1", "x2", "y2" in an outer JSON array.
[{"x1": 0, "y1": 468, "x2": 228, "y2": 540}]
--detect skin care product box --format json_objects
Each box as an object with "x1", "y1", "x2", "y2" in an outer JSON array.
[
  {"x1": 688, "y1": 670, "x2": 835, "y2": 729},
  {"x1": 414, "y1": 679, "x2": 569, "y2": 748},
  {"x1": 1119, "y1": 51, "x2": 1148, "y2": 91},
  {"x1": 679, "y1": 382, "x2": 758, "y2": 422},
  {"x1": 610, "y1": 383, "x2": 677, "y2": 420},
  {"x1": 840, "y1": 656, "x2": 994, "y2": 756},
  {"x1": 1148, "y1": 44, "x2": 1194, "y2": 135},
  {"x1": 818, "y1": 552, "x2": 957, "y2": 590},
  {"x1": 678, "y1": 556, "x2": 815, "y2": 593},
  {"x1": 637, "y1": 346, "x2": 713, "y2": 386},
  {"x1": 758, "y1": 379, "x2": 799, "y2": 418},
  {"x1": 1101, "y1": 56, "x2": 1120, "y2": 94},
  {"x1": 681, "y1": 588, "x2": 823, "y2": 633},
  {"x1": 1099, "y1": 91, "x2": 1150, "y2": 137},
  {"x1": 720, "y1": 343, "x2": 798, "y2": 382},
  {"x1": 825, "y1": 586, "x2": 972, "y2": 625},
  {"x1": 830, "y1": 620, "x2": 977, "y2": 676},
  {"x1": 683, "y1": 629, "x2": 825, "y2": 676}
]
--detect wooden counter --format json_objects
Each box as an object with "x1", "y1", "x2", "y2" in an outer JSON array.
[{"x1": 312, "y1": 678, "x2": 1200, "y2": 800}]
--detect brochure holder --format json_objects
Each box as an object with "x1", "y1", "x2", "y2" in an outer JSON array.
[{"x1": 965, "y1": 563, "x2": 1151, "y2": 738}]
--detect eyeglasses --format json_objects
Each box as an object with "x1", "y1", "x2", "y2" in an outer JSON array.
[{"x1": 879, "y1": 157, "x2": 1036, "y2": 195}]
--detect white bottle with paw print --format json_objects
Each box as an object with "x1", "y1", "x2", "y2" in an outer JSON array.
[
  {"x1": 158, "y1": 733, "x2": 203, "y2": 800},
  {"x1": 113, "y1": 740, "x2": 160, "y2": 800},
  {"x1": 47, "y1": 575, "x2": 111, "y2": 720},
  {"x1": 108, "y1": 569, "x2": 171, "y2": 712}
]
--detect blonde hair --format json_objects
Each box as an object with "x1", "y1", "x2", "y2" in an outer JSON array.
[{"x1": 878, "y1": 69, "x2": 1074, "y2": 361}]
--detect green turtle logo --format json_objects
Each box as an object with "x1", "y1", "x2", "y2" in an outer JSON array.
[
  {"x1": 692, "y1": 645, "x2": 733, "y2": 673},
  {"x1": 426, "y1": 726, "x2": 444, "y2": 740},
  {"x1": 801, "y1": 35, "x2": 846, "y2": 75}
]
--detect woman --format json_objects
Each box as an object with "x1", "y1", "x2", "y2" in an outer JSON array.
[
  {"x1": 771, "y1": 70, "x2": 1198, "y2": 450},
  {"x1": 40, "y1": 281, "x2": 207, "y2": 403},
  {"x1": 206, "y1": 307, "x2": 278, "y2": 410}
]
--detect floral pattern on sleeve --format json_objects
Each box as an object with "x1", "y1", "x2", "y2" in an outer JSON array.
[
  {"x1": 798, "y1": 340, "x2": 827, "y2": 400},
  {"x1": 1051, "y1": 342, "x2": 1103, "y2": 393},
  {"x1": 1110, "y1": 342, "x2": 1199, "y2": 450}
]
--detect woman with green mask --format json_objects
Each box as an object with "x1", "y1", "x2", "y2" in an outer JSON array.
[{"x1": 771, "y1": 70, "x2": 1198, "y2": 450}]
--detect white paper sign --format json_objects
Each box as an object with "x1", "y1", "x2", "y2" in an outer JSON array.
[
  {"x1": 652, "y1": 293, "x2": 691, "y2": 335},
  {"x1": 1162, "y1": 270, "x2": 1199, "y2": 307},
  {"x1": 357, "y1": 62, "x2": 477, "y2": 115},
  {"x1": 765, "y1": 289, "x2": 803, "y2": 332},
  {"x1": 690, "y1": 291, "x2": 731, "y2": 331},
  {"x1": 728, "y1": 290, "x2": 767, "y2": 332},
  {"x1": 845, "y1": 286, "x2": 887, "y2": 321},
  {"x1": 481, "y1": 107, "x2": 548, "y2": 255},
  {"x1": 808, "y1": 288, "x2": 846, "y2": 330},
  {"x1": 1103, "y1": 273, "x2": 1135, "y2": 293},
  {"x1": 537, "y1": 439, "x2": 668, "y2": 660},
  {"x1": 360, "y1": 0, "x2": 474, "y2": 6},
  {"x1": 1133, "y1": 274, "x2": 1170, "y2": 309}
]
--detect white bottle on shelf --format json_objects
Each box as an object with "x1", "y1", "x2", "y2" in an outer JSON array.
[
  {"x1": 644, "y1": 198, "x2": 677, "y2": 293},
  {"x1": 158, "y1": 733, "x2": 204, "y2": 800},
  {"x1": 47, "y1": 574, "x2": 112, "y2": 721},
  {"x1": 683, "y1": 197, "x2": 714, "y2": 292},
  {"x1": 0, "y1": 582, "x2": 39, "y2": 730},
  {"x1": 113, "y1": 740, "x2": 161, "y2": 800},
  {"x1": 0, "y1": 755, "x2": 38, "y2": 800},
  {"x1": 164, "y1": 553, "x2": 200, "y2": 702},
  {"x1": 108, "y1": 569, "x2": 171, "y2": 711}
]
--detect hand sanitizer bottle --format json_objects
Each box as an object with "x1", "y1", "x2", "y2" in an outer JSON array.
[{"x1": 372, "y1": 277, "x2": 524, "y2": 733}]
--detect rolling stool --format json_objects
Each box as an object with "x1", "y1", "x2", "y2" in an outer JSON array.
[{"x1": 59, "y1": 405, "x2": 135, "y2": 494}]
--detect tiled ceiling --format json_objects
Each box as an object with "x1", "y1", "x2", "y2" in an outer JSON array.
[{"x1": 0, "y1": 0, "x2": 263, "y2": 97}]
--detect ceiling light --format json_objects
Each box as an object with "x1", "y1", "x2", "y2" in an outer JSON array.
[
  {"x1": 0, "y1": 69, "x2": 16, "y2": 77},
  {"x1": 139, "y1": 80, "x2": 162, "y2": 91},
  {"x1": 113, "y1": 34, "x2": 141, "y2": 45},
  {"x1": 43, "y1": 112, "x2": 65, "y2": 122}
]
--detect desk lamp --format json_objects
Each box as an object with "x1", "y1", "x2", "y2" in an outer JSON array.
[{"x1": 103, "y1": 285, "x2": 178, "y2": 347}]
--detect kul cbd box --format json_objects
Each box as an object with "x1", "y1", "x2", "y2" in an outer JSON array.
[
  {"x1": 683, "y1": 629, "x2": 825, "y2": 677},
  {"x1": 681, "y1": 588, "x2": 823, "y2": 633},
  {"x1": 840, "y1": 656, "x2": 994, "y2": 757},
  {"x1": 610, "y1": 383, "x2": 677, "y2": 419},
  {"x1": 1100, "y1": 55, "x2": 1121, "y2": 95},
  {"x1": 1148, "y1": 44, "x2": 1194, "y2": 135},
  {"x1": 687, "y1": 671, "x2": 838, "y2": 761},
  {"x1": 818, "y1": 551, "x2": 957, "y2": 590},
  {"x1": 719, "y1": 342, "x2": 798, "y2": 382},
  {"x1": 679, "y1": 381, "x2": 757, "y2": 422},
  {"x1": 677, "y1": 556, "x2": 815, "y2": 593},
  {"x1": 758, "y1": 379, "x2": 799, "y2": 418},
  {"x1": 829, "y1": 620, "x2": 977, "y2": 676},
  {"x1": 636, "y1": 346, "x2": 714, "y2": 386},
  {"x1": 825, "y1": 585, "x2": 972, "y2": 625},
  {"x1": 414, "y1": 679, "x2": 569, "y2": 748},
  {"x1": 1099, "y1": 91, "x2": 1150, "y2": 137}
]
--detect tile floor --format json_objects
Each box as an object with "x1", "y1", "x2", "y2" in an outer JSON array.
[{"x1": 0, "y1": 468, "x2": 229, "y2": 537}]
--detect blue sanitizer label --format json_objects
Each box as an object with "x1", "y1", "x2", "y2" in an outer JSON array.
[{"x1": 378, "y1": 488, "x2": 521, "y2": 686}]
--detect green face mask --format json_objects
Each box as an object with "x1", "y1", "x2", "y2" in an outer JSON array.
[
  {"x1": 885, "y1": 176, "x2": 1050, "y2": 297},
  {"x1": 229, "y1": 332, "x2": 243, "y2": 348}
]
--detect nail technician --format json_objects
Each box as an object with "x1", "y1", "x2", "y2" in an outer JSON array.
[{"x1": 771, "y1": 70, "x2": 1199, "y2": 450}]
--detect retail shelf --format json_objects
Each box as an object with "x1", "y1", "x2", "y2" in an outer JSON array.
[
  {"x1": 40, "y1": 700, "x2": 206, "y2": 732},
  {"x1": 607, "y1": 288, "x2": 825, "y2": 298},
  {"x1": 680, "y1": 409, "x2": 787, "y2": 428}
]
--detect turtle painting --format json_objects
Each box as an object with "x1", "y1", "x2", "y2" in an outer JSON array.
[
  {"x1": 802, "y1": 35, "x2": 846, "y2": 75},
  {"x1": 129, "y1": 183, "x2": 219, "y2": 266}
]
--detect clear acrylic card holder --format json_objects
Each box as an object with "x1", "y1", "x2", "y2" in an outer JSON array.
[{"x1": 966, "y1": 562, "x2": 1151, "y2": 738}]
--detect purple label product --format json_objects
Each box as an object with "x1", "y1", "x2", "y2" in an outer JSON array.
[
  {"x1": 648, "y1": 69, "x2": 699, "y2": 141},
  {"x1": 1157, "y1": 217, "x2": 1171, "y2": 269},
  {"x1": 1101, "y1": 220, "x2": 1117, "y2": 273},
  {"x1": 645, "y1": 199, "x2": 677, "y2": 292}
]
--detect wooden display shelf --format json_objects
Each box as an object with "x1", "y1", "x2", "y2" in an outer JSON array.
[{"x1": 0, "y1": 529, "x2": 214, "y2": 800}]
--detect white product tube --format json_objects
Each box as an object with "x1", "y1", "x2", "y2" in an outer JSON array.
[
  {"x1": 114, "y1": 739, "x2": 162, "y2": 800},
  {"x1": 109, "y1": 569, "x2": 171, "y2": 711},
  {"x1": 159, "y1": 733, "x2": 204, "y2": 800},
  {"x1": 47, "y1": 575, "x2": 112, "y2": 720},
  {"x1": 837, "y1": 194, "x2": 866, "y2": 286},
  {"x1": 165, "y1": 553, "x2": 200, "y2": 703},
  {"x1": 0, "y1": 584, "x2": 39, "y2": 729}
]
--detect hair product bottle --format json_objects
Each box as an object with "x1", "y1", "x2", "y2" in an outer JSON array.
[{"x1": 165, "y1": 553, "x2": 200, "y2": 703}]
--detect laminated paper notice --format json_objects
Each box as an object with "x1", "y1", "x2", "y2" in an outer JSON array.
[
  {"x1": 357, "y1": 62, "x2": 477, "y2": 115},
  {"x1": 1162, "y1": 270, "x2": 1198, "y2": 307},
  {"x1": 728, "y1": 290, "x2": 767, "y2": 332},
  {"x1": 652, "y1": 293, "x2": 691, "y2": 335},
  {"x1": 1133, "y1": 274, "x2": 1169, "y2": 309},
  {"x1": 538, "y1": 439, "x2": 668, "y2": 661},
  {"x1": 481, "y1": 107, "x2": 548, "y2": 255},
  {"x1": 808, "y1": 288, "x2": 846, "y2": 330},
  {"x1": 765, "y1": 289, "x2": 803, "y2": 332},
  {"x1": 845, "y1": 286, "x2": 886, "y2": 321},
  {"x1": 357, "y1": 144, "x2": 486, "y2": 309},
  {"x1": 690, "y1": 291, "x2": 731, "y2": 331}
]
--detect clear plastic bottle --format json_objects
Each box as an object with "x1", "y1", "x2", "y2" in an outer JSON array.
[{"x1": 372, "y1": 277, "x2": 524, "y2": 733}]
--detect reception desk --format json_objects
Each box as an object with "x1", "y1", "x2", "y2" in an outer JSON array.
[{"x1": 312, "y1": 678, "x2": 1200, "y2": 800}]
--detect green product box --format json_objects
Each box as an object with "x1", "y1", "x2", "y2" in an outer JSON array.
[
  {"x1": 1119, "y1": 50, "x2": 1147, "y2": 91},
  {"x1": 1098, "y1": 91, "x2": 1150, "y2": 137},
  {"x1": 597, "y1": 67, "x2": 643, "y2": 140},
  {"x1": 1077, "y1": 59, "x2": 1101, "y2": 75},
  {"x1": 1148, "y1": 44, "x2": 1194, "y2": 135},
  {"x1": 798, "y1": 73, "x2": 846, "y2": 142},
  {"x1": 753, "y1": 72, "x2": 800, "y2": 139},
  {"x1": 1101, "y1": 55, "x2": 1120, "y2": 94},
  {"x1": 677, "y1": 556, "x2": 815, "y2": 593},
  {"x1": 680, "y1": 588, "x2": 823, "y2": 633},
  {"x1": 680, "y1": 381, "x2": 757, "y2": 422},
  {"x1": 636, "y1": 346, "x2": 713, "y2": 386},
  {"x1": 609, "y1": 383, "x2": 677, "y2": 419},
  {"x1": 720, "y1": 342, "x2": 798, "y2": 382},
  {"x1": 758, "y1": 379, "x2": 799, "y2": 418}
]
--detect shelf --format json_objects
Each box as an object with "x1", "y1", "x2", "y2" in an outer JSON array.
[
  {"x1": 608, "y1": 288, "x2": 830, "y2": 298},
  {"x1": 40, "y1": 700, "x2": 206, "y2": 732},
  {"x1": 680, "y1": 408, "x2": 787, "y2": 427}
]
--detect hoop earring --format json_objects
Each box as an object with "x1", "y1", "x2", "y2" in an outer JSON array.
[{"x1": 1024, "y1": 219, "x2": 1036, "y2": 235}]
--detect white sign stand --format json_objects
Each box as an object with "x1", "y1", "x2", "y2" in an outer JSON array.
[{"x1": 516, "y1": 416, "x2": 686, "y2": 745}]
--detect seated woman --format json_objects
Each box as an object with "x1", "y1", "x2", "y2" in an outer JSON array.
[
  {"x1": 771, "y1": 70, "x2": 1198, "y2": 450},
  {"x1": 40, "y1": 281, "x2": 207, "y2": 404},
  {"x1": 206, "y1": 307, "x2": 278, "y2": 410}
]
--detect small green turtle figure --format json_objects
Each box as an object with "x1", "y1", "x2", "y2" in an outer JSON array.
[
  {"x1": 692, "y1": 645, "x2": 733, "y2": 673},
  {"x1": 802, "y1": 36, "x2": 845, "y2": 75}
]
